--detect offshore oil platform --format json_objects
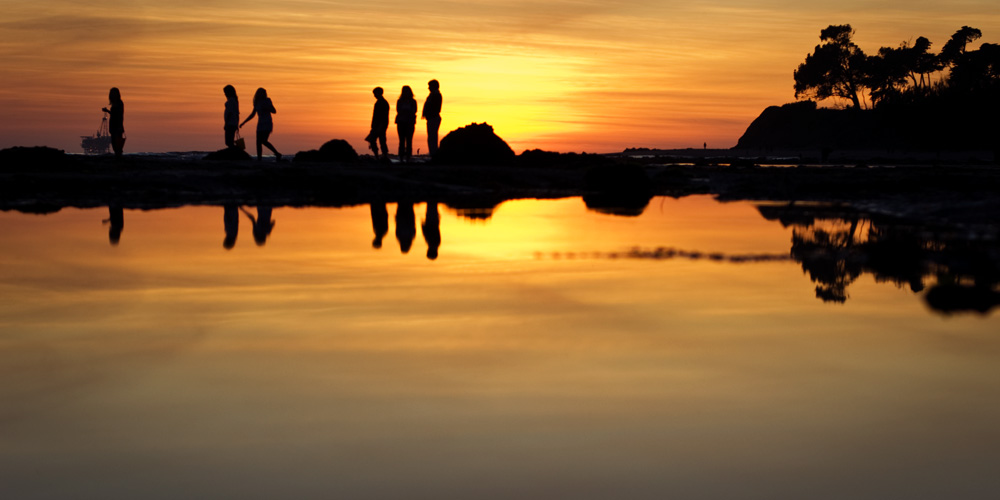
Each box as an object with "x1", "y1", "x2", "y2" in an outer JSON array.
[{"x1": 80, "y1": 112, "x2": 112, "y2": 154}]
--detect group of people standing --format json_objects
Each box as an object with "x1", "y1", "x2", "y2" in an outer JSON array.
[
  {"x1": 366, "y1": 79, "x2": 442, "y2": 162},
  {"x1": 100, "y1": 79, "x2": 441, "y2": 162}
]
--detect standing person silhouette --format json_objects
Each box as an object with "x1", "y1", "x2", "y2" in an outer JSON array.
[
  {"x1": 422, "y1": 80, "x2": 442, "y2": 158},
  {"x1": 366, "y1": 87, "x2": 390, "y2": 161},
  {"x1": 223, "y1": 85, "x2": 240, "y2": 148},
  {"x1": 395, "y1": 86, "x2": 417, "y2": 163},
  {"x1": 102, "y1": 87, "x2": 125, "y2": 159},
  {"x1": 240, "y1": 87, "x2": 281, "y2": 161}
]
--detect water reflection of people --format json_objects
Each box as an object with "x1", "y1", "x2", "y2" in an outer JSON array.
[
  {"x1": 240, "y1": 206, "x2": 275, "y2": 246},
  {"x1": 223, "y1": 204, "x2": 239, "y2": 249},
  {"x1": 422, "y1": 202, "x2": 441, "y2": 260},
  {"x1": 369, "y1": 203, "x2": 389, "y2": 249},
  {"x1": 103, "y1": 205, "x2": 124, "y2": 245},
  {"x1": 395, "y1": 202, "x2": 416, "y2": 254}
]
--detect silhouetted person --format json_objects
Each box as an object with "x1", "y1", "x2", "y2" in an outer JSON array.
[
  {"x1": 240, "y1": 206, "x2": 275, "y2": 246},
  {"x1": 223, "y1": 85, "x2": 240, "y2": 148},
  {"x1": 240, "y1": 87, "x2": 281, "y2": 161},
  {"x1": 421, "y1": 201, "x2": 441, "y2": 260},
  {"x1": 366, "y1": 87, "x2": 390, "y2": 160},
  {"x1": 102, "y1": 88, "x2": 125, "y2": 159},
  {"x1": 104, "y1": 205, "x2": 124, "y2": 245},
  {"x1": 395, "y1": 86, "x2": 417, "y2": 163},
  {"x1": 370, "y1": 203, "x2": 389, "y2": 249},
  {"x1": 395, "y1": 202, "x2": 416, "y2": 254},
  {"x1": 223, "y1": 204, "x2": 239, "y2": 249},
  {"x1": 422, "y1": 79, "x2": 442, "y2": 157}
]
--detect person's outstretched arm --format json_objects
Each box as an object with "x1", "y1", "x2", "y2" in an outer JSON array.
[{"x1": 240, "y1": 108, "x2": 257, "y2": 128}]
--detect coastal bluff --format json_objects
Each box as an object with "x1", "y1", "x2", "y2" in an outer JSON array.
[{"x1": 735, "y1": 101, "x2": 999, "y2": 160}]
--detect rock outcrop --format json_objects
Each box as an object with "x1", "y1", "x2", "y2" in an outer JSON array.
[{"x1": 435, "y1": 123, "x2": 515, "y2": 165}]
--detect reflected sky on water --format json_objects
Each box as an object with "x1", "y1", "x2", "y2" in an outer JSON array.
[{"x1": 1, "y1": 196, "x2": 999, "y2": 499}]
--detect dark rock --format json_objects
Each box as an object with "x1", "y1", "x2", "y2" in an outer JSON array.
[
  {"x1": 518, "y1": 149, "x2": 613, "y2": 169},
  {"x1": 203, "y1": 147, "x2": 252, "y2": 161},
  {"x1": 294, "y1": 139, "x2": 359, "y2": 163},
  {"x1": 0, "y1": 146, "x2": 67, "y2": 170},
  {"x1": 436, "y1": 123, "x2": 515, "y2": 165}
]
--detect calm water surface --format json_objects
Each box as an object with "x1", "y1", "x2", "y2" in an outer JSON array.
[{"x1": 2, "y1": 196, "x2": 998, "y2": 499}]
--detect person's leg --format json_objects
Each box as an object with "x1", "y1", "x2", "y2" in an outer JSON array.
[
  {"x1": 397, "y1": 125, "x2": 405, "y2": 160},
  {"x1": 112, "y1": 133, "x2": 124, "y2": 159},
  {"x1": 404, "y1": 127, "x2": 414, "y2": 162},
  {"x1": 378, "y1": 132, "x2": 389, "y2": 158},
  {"x1": 259, "y1": 130, "x2": 280, "y2": 159},
  {"x1": 225, "y1": 128, "x2": 235, "y2": 148},
  {"x1": 427, "y1": 118, "x2": 440, "y2": 156}
]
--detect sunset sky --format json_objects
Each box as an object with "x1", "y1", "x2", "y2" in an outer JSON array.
[{"x1": 2, "y1": 1, "x2": 998, "y2": 155}]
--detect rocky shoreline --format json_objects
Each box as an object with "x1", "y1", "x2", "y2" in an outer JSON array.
[{"x1": 1, "y1": 147, "x2": 999, "y2": 228}]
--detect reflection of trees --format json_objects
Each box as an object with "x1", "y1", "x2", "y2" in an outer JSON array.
[{"x1": 760, "y1": 203, "x2": 1000, "y2": 314}]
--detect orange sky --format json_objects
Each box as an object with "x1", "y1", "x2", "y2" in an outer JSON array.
[{"x1": 2, "y1": 1, "x2": 998, "y2": 154}]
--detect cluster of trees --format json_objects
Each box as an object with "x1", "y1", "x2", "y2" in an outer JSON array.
[{"x1": 793, "y1": 25, "x2": 999, "y2": 109}]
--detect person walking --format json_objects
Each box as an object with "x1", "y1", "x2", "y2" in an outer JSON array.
[
  {"x1": 422, "y1": 79, "x2": 442, "y2": 158},
  {"x1": 395, "y1": 85, "x2": 417, "y2": 163},
  {"x1": 240, "y1": 87, "x2": 281, "y2": 161},
  {"x1": 366, "y1": 87, "x2": 390, "y2": 161}
]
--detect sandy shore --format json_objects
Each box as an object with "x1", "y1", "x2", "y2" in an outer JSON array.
[{"x1": 2, "y1": 149, "x2": 999, "y2": 226}]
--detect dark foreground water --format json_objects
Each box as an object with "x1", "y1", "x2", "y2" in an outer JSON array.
[{"x1": 2, "y1": 196, "x2": 998, "y2": 499}]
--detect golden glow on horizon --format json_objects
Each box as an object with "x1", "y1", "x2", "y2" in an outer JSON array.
[{"x1": 2, "y1": 1, "x2": 999, "y2": 153}]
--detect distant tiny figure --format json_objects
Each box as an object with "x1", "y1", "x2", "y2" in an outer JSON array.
[
  {"x1": 366, "y1": 87, "x2": 390, "y2": 161},
  {"x1": 422, "y1": 79, "x2": 442, "y2": 157},
  {"x1": 102, "y1": 88, "x2": 125, "y2": 159},
  {"x1": 240, "y1": 206, "x2": 275, "y2": 246},
  {"x1": 240, "y1": 87, "x2": 281, "y2": 161},
  {"x1": 421, "y1": 202, "x2": 441, "y2": 260},
  {"x1": 703, "y1": 142, "x2": 707, "y2": 150},
  {"x1": 223, "y1": 85, "x2": 240, "y2": 148},
  {"x1": 395, "y1": 86, "x2": 418, "y2": 163},
  {"x1": 370, "y1": 203, "x2": 389, "y2": 249}
]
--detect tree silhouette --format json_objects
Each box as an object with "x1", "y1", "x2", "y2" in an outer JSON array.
[
  {"x1": 908, "y1": 36, "x2": 941, "y2": 89},
  {"x1": 794, "y1": 25, "x2": 869, "y2": 108},
  {"x1": 866, "y1": 45, "x2": 911, "y2": 106},
  {"x1": 939, "y1": 26, "x2": 983, "y2": 68}
]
